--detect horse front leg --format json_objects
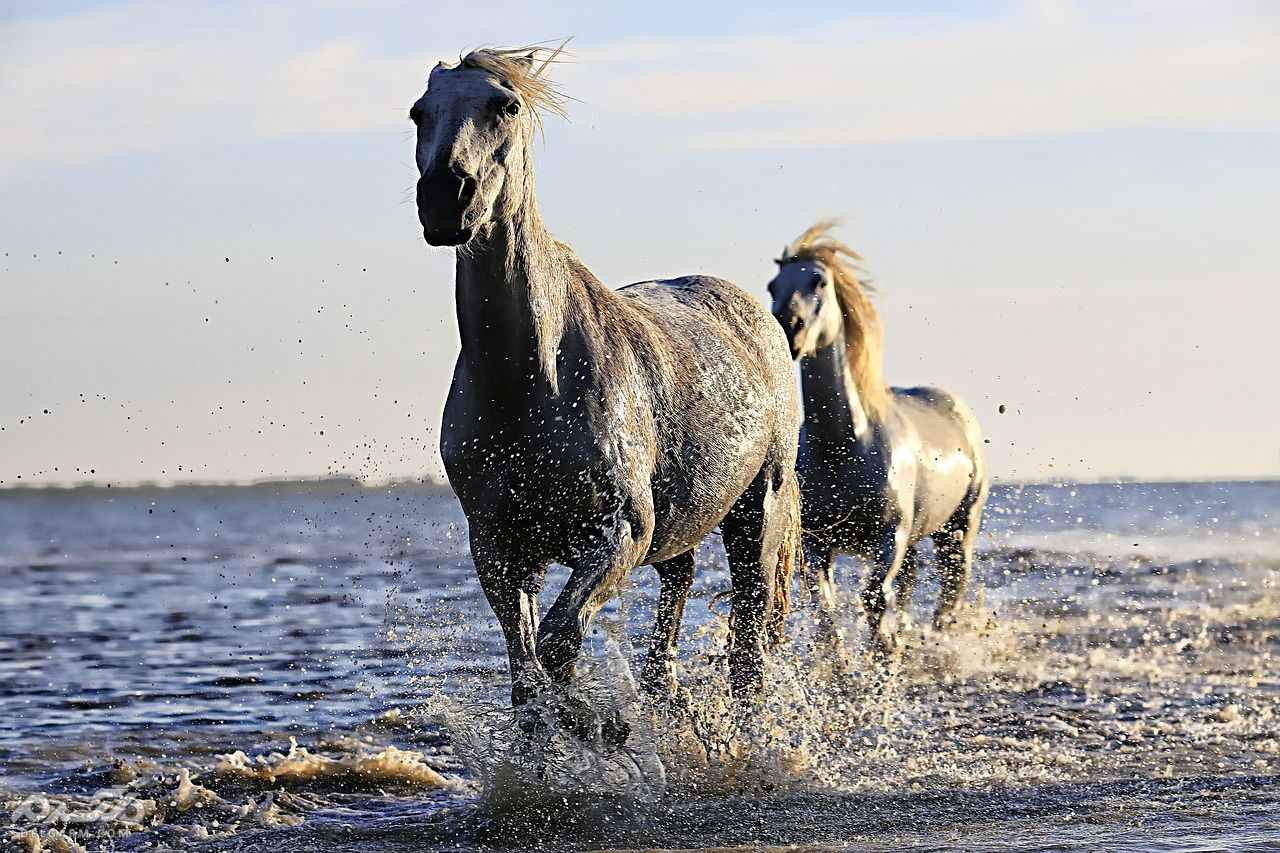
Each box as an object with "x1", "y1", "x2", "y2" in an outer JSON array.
[
  {"x1": 894, "y1": 545, "x2": 919, "y2": 615},
  {"x1": 803, "y1": 535, "x2": 847, "y2": 666},
  {"x1": 640, "y1": 550, "x2": 696, "y2": 699},
  {"x1": 473, "y1": 547, "x2": 549, "y2": 708},
  {"x1": 535, "y1": 519, "x2": 644, "y2": 744},
  {"x1": 537, "y1": 527, "x2": 642, "y2": 688},
  {"x1": 804, "y1": 535, "x2": 836, "y2": 613},
  {"x1": 862, "y1": 522, "x2": 909, "y2": 659}
]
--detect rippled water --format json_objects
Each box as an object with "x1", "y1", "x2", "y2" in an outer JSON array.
[{"x1": 1, "y1": 480, "x2": 1277, "y2": 851}]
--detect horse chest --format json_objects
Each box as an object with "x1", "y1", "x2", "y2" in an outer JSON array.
[
  {"x1": 444, "y1": 420, "x2": 605, "y2": 495},
  {"x1": 799, "y1": 435, "x2": 902, "y2": 542},
  {"x1": 440, "y1": 389, "x2": 650, "y2": 550}
]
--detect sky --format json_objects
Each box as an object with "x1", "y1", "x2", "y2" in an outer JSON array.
[{"x1": 1, "y1": 0, "x2": 1277, "y2": 486}]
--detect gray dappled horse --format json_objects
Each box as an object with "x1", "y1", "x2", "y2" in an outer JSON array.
[
  {"x1": 410, "y1": 46, "x2": 801, "y2": 730},
  {"x1": 767, "y1": 222, "x2": 988, "y2": 654}
]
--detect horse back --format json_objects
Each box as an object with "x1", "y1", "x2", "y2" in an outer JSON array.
[
  {"x1": 612, "y1": 275, "x2": 800, "y2": 553},
  {"x1": 618, "y1": 276, "x2": 789, "y2": 368},
  {"x1": 890, "y1": 386, "x2": 988, "y2": 534},
  {"x1": 615, "y1": 276, "x2": 796, "y2": 412}
]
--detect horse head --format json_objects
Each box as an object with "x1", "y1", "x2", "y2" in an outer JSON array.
[
  {"x1": 409, "y1": 46, "x2": 567, "y2": 247},
  {"x1": 768, "y1": 254, "x2": 843, "y2": 360}
]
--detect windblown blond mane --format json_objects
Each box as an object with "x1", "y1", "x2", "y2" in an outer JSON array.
[
  {"x1": 781, "y1": 220, "x2": 888, "y2": 418},
  {"x1": 460, "y1": 42, "x2": 571, "y2": 138}
]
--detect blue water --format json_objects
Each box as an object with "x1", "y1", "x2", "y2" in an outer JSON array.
[{"x1": 1, "y1": 480, "x2": 1277, "y2": 850}]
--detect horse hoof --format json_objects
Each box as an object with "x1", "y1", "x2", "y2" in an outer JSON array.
[
  {"x1": 671, "y1": 686, "x2": 695, "y2": 715},
  {"x1": 601, "y1": 710, "x2": 631, "y2": 747},
  {"x1": 515, "y1": 703, "x2": 550, "y2": 742},
  {"x1": 552, "y1": 696, "x2": 630, "y2": 747},
  {"x1": 870, "y1": 631, "x2": 901, "y2": 664}
]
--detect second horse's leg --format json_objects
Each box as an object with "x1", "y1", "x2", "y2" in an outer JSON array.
[
  {"x1": 894, "y1": 545, "x2": 918, "y2": 616},
  {"x1": 805, "y1": 535, "x2": 836, "y2": 614},
  {"x1": 932, "y1": 479, "x2": 986, "y2": 630},
  {"x1": 804, "y1": 536, "x2": 863, "y2": 681},
  {"x1": 932, "y1": 505, "x2": 981, "y2": 629},
  {"x1": 862, "y1": 523, "x2": 909, "y2": 659}
]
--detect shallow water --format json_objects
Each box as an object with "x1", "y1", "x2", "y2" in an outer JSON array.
[{"x1": 1, "y1": 480, "x2": 1277, "y2": 851}]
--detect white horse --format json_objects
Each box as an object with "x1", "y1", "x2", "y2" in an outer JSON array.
[
  {"x1": 767, "y1": 222, "x2": 988, "y2": 654},
  {"x1": 411, "y1": 46, "x2": 801, "y2": 736}
]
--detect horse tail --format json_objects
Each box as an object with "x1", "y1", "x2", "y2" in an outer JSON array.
[{"x1": 766, "y1": 474, "x2": 804, "y2": 650}]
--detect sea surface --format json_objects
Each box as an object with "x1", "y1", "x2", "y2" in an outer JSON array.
[{"x1": 0, "y1": 480, "x2": 1277, "y2": 851}]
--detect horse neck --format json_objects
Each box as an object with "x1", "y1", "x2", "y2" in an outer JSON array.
[
  {"x1": 800, "y1": 329, "x2": 874, "y2": 445},
  {"x1": 454, "y1": 175, "x2": 578, "y2": 397}
]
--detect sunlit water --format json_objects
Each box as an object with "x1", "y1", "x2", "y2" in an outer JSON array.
[{"x1": 1, "y1": 480, "x2": 1276, "y2": 851}]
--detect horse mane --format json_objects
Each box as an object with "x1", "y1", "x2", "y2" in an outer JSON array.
[
  {"x1": 780, "y1": 219, "x2": 888, "y2": 418},
  {"x1": 459, "y1": 42, "x2": 571, "y2": 138}
]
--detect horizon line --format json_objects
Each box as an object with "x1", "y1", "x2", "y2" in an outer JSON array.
[{"x1": 2, "y1": 473, "x2": 1278, "y2": 495}]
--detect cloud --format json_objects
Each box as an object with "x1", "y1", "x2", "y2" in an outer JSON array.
[
  {"x1": 1, "y1": 1, "x2": 1276, "y2": 176},
  {"x1": 0, "y1": 3, "x2": 437, "y2": 175},
  {"x1": 565, "y1": 3, "x2": 1280, "y2": 148}
]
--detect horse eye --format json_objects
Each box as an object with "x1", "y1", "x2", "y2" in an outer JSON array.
[
  {"x1": 501, "y1": 99, "x2": 521, "y2": 117},
  {"x1": 812, "y1": 273, "x2": 826, "y2": 287}
]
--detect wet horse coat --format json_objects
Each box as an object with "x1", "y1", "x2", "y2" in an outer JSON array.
[
  {"x1": 412, "y1": 47, "x2": 800, "y2": 714},
  {"x1": 767, "y1": 222, "x2": 988, "y2": 650}
]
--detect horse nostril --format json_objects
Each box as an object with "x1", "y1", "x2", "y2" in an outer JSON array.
[
  {"x1": 790, "y1": 316, "x2": 805, "y2": 331},
  {"x1": 459, "y1": 176, "x2": 477, "y2": 203}
]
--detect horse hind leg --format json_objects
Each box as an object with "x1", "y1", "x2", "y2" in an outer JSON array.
[
  {"x1": 720, "y1": 463, "x2": 799, "y2": 698},
  {"x1": 640, "y1": 550, "x2": 696, "y2": 699},
  {"x1": 931, "y1": 495, "x2": 984, "y2": 630}
]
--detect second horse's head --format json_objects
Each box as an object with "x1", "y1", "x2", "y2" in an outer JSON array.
[{"x1": 769, "y1": 254, "x2": 843, "y2": 360}]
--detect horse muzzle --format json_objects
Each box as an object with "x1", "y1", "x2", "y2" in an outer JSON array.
[
  {"x1": 417, "y1": 167, "x2": 478, "y2": 246},
  {"x1": 779, "y1": 315, "x2": 807, "y2": 360},
  {"x1": 422, "y1": 226, "x2": 475, "y2": 247}
]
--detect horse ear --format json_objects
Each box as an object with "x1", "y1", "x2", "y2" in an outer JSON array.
[{"x1": 515, "y1": 53, "x2": 536, "y2": 71}]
